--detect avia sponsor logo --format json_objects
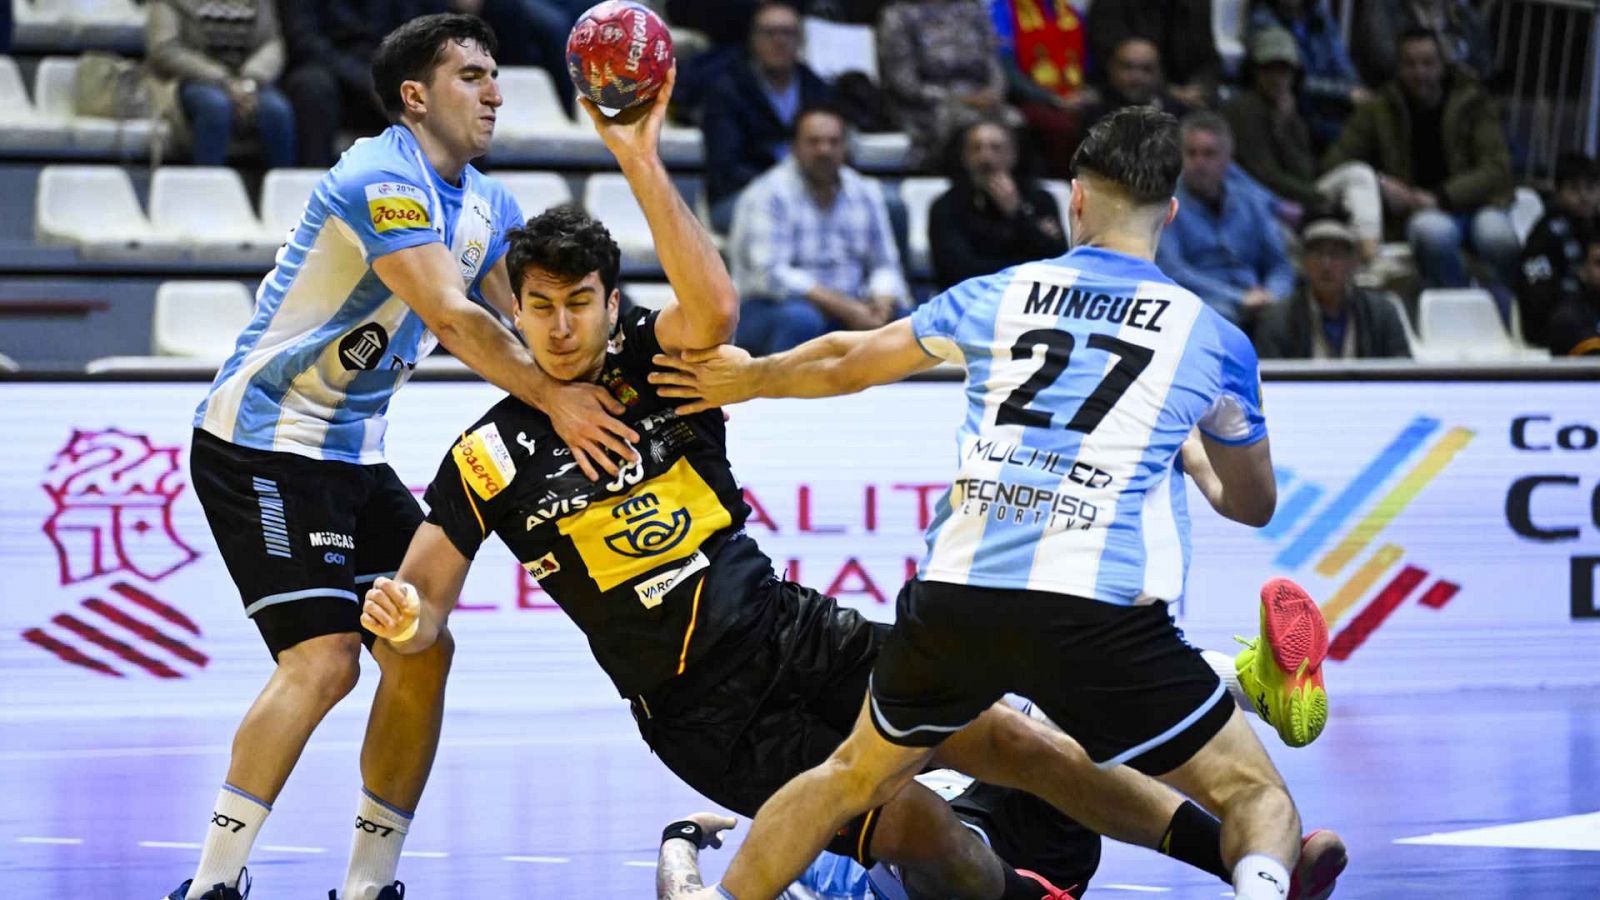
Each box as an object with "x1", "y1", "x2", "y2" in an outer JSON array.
[
  {"x1": 633, "y1": 551, "x2": 708, "y2": 610},
  {"x1": 526, "y1": 495, "x2": 589, "y2": 530},
  {"x1": 309, "y1": 532, "x2": 354, "y2": 550},
  {"x1": 30, "y1": 429, "x2": 209, "y2": 679},
  {"x1": 452, "y1": 422, "x2": 517, "y2": 501},
  {"x1": 1255, "y1": 415, "x2": 1473, "y2": 661},
  {"x1": 523, "y1": 552, "x2": 561, "y2": 581},
  {"x1": 1505, "y1": 415, "x2": 1600, "y2": 619}
]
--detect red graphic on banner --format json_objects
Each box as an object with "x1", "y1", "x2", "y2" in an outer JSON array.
[
  {"x1": 25, "y1": 430, "x2": 207, "y2": 679},
  {"x1": 42, "y1": 429, "x2": 199, "y2": 585}
]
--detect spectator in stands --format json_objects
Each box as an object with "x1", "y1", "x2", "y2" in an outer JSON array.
[
  {"x1": 1255, "y1": 216, "x2": 1413, "y2": 359},
  {"x1": 989, "y1": 0, "x2": 1094, "y2": 177},
  {"x1": 876, "y1": 0, "x2": 1023, "y2": 171},
  {"x1": 729, "y1": 105, "x2": 908, "y2": 354},
  {"x1": 1087, "y1": 0, "x2": 1219, "y2": 109},
  {"x1": 1352, "y1": 0, "x2": 1495, "y2": 87},
  {"x1": 1156, "y1": 112, "x2": 1295, "y2": 326},
  {"x1": 1517, "y1": 154, "x2": 1600, "y2": 344},
  {"x1": 147, "y1": 0, "x2": 297, "y2": 167},
  {"x1": 1078, "y1": 37, "x2": 1193, "y2": 132},
  {"x1": 928, "y1": 120, "x2": 1066, "y2": 289},
  {"x1": 1545, "y1": 236, "x2": 1600, "y2": 356},
  {"x1": 702, "y1": 1, "x2": 832, "y2": 233},
  {"x1": 1248, "y1": 0, "x2": 1370, "y2": 147},
  {"x1": 1323, "y1": 28, "x2": 1517, "y2": 294},
  {"x1": 1224, "y1": 27, "x2": 1382, "y2": 258},
  {"x1": 278, "y1": 0, "x2": 414, "y2": 168}
]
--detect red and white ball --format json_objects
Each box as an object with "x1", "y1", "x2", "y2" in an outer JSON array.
[{"x1": 566, "y1": 1, "x2": 674, "y2": 111}]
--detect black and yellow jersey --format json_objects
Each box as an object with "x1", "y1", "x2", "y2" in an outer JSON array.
[{"x1": 423, "y1": 309, "x2": 777, "y2": 697}]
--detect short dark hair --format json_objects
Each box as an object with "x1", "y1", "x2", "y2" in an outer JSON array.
[
  {"x1": 1180, "y1": 110, "x2": 1233, "y2": 147},
  {"x1": 1070, "y1": 106, "x2": 1182, "y2": 205},
  {"x1": 506, "y1": 205, "x2": 621, "y2": 301},
  {"x1": 1556, "y1": 153, "x2": 1598, "y2": 188},
  {"x1": 1398, "y1": 26, "x2": 1441, "y2": 53},
  {"x1": 752, "y1": 0, "x2": 802, "y2": 22},
  {"x1": 792, "y1": 103, "x2": 847, "y2": 139},
  {"x1": 371, "y1": 14, "x2": 498, "y2": 122}
]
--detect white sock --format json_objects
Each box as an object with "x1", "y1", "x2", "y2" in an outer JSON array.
[
  {"x1": 1203, "y1": 649, "x2": 1253, "y2": 712},
  {"x1": 1232, "y1": 853, "x2": 1291, "y2": 900},
  {"x1": 340, "y1": 788, "x2": 413, "y2": 900},
  {"x1": 187, "y1": 784, "x2": 270, "y2": 898}
]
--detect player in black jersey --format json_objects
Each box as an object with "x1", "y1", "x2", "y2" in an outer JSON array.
[{"x1": 358, "y1": 78, "x2": 1326, "y2": 900}]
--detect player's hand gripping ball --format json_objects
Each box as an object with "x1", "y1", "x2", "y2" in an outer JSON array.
[{"x1": 566, "y1": 1, "x2": 674, "y2": 111}]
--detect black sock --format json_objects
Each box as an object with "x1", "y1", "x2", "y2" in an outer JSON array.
[
  {"x1": 998, "y1": 864, "x2": 1051, "y2": 899},
  {"x1": 1160, "y1": 800, "x2": 1229, "y2": 883}
]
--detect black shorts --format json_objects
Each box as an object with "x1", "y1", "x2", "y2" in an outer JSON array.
[
  {"x1": 631, "y1": 577, "x2": 889, "y2": 861},
  {"x1": 189, "y1": 428, "x2": 423, "y2": 659},
  {"x1": 951, "y1": 780, "x2": 1101, "y2": 892},
  {"x1": 869, "y1": 579, "x2": 1233, "y2": 776}
]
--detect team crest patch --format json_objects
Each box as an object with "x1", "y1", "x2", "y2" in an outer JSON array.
[
  {"x1": 452, "y1": 422, "x2": 517, "y2": 500},
  {"x1": 604, "y1": 368, "x2": 639, "y2": 407},
  {"x1": 365, "y1": 182, "x2": 431, "y2": 233},
  {"x1": 523, "y1": 552, "x2": 561, "y2": 581}
]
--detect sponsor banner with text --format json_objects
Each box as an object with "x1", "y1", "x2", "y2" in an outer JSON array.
[{"x1": 0, "y1": 379, "x2": 1595, "y2": 717}]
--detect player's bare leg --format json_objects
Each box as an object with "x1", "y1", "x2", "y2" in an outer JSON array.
[
  {"x1": 178, "y1": 632, "x2": 363, "y2": 898},
  {"x1": 337, "y1": 630, "x2": 456, "y2": 899}
]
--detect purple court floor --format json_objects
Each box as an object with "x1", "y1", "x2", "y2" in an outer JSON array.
[{"x1": 3, "y1": 687, "x2": 1598, "y2": 898}]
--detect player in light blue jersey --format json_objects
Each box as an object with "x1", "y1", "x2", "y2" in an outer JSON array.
[
  {"x1": 651, "y1": 107, "x2": 1319, "y2": 900},
  {"x1": 167, "y1": 14, "x2": 640, "y2": 900}
]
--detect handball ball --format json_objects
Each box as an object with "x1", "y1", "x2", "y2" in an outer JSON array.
[{"x1": 566, "y1": 1, "x2": 674, "y2": 111}]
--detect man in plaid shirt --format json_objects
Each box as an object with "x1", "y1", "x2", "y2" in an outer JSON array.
[{"x1": 729, "y1": 105, "x2": 909, "y2": 355}]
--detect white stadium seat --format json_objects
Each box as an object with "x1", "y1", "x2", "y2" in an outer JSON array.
[
  {"x1": 1041, "y1": 179, "x2": 1073, "y2": 242},
  {"x1": 898, "y1": 176, "x2": 950, "y2": 276},
  {"x1": 493, "y1": 67, "x2": 606, "y2": 163},
  {"x1": 0, "y1": 350, "x2": 18, "y2": 373},
  {"x1": 259, "y1": 167, "x2": 324, "y2": 240},
  {"x1": 494, "y1": 171, "x2": 574, "y2": 221},
  {"x1": 1214, "y1": 0, "x2": 1248, "y2": 74},
  {"x1": 61, "y1": 0, "x2": 143, "y2": 46},
  {"x1": 149, "y1": 167, "x2": 278, "y2": 264},
  {"x1": 803, "y1": 17, "x2": 877, "y2": 82},
  {"x1": 1510, "y1": 186, "x2": 1544, "y2": 246},
  {"x1": 624, "y1": 282, "x2": 674, "y2": 311},
  {"x1": 1414, "y1": 288, "x2": 1521, "y2": 361},
  {"x1": 583, "y1": 173, "x2": 657, "y2": 268},
  {"x1": 0, "y1": 55, "x2": 72, "y2": 152},
  {"x1": 853, "y1": 132, "x2": 912, "y2": 172},
  {"x1": 657, "y1": 123, "x2": 705, "y2": 167},
  {"x1": 36, "y1": 165, "x2": 183, "y2": 260},
  {"x1": 12, "y1": 0, "x2": 72, "y2": 50},
  {"x1": 35, "y1": 56, "x2": 164, "y2": 157},
  {"x1": 152, "y1": 280, "x2": 255, "y2": 361}
]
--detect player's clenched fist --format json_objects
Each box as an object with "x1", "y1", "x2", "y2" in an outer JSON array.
[{"x1": 362, "y1": 576, "x2": 421, "y2": 643}]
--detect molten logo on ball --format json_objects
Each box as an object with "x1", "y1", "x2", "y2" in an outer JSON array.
[{"x1": 566, "y1": 0, "x2": 673, "y2": 110}]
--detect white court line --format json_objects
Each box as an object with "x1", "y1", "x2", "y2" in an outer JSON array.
[
  {"x1": 260, "y1": 844, "x2": 326, "y2": 854},
  {"x1": 17, "y1": 836, "x2": 83, "y2": 845},
  {"x1": 504, "y1": 855, "x2": 570, "y2": 864},
  {"x1": 402, "y1": 851, "x2": 450, "y2": 859},
  {"x1": 623, "y1": 860, "x2": 655, "y2": 867},
  {"x1": 140, "y1": 841, "x2": 203, "y2": 850},
  {"x1": 1100, "y1": 886, "x2": 1172, "y2": 893}
]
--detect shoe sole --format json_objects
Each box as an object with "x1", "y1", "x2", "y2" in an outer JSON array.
[
  {"x1": 1294, "y1": 830, "x2": 1348, "y2": 900},
  {"x1": 1260, "y1": 577, "x2": 1330, "y2": 747}
]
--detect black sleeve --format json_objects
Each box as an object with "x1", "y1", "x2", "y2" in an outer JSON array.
[
  {"x1": 929, "y1": 191, "x2": 1013, "y2": 289},
  {"x1": 1368, "y1": 295, "x2": 1413, "y2": 359},
  {"x1": 1020, "y1": 188, "x2": 1070, "y2": 259},
  {"x1": 1252, "y1": 304, "x2": 1294, "y2": 360},
  {"x1": 421, "y1": 420, "x2": 517, "y2": 561},
  {"x1": 1515, "y1": 219, "x2": 1565, "y2": 340}
]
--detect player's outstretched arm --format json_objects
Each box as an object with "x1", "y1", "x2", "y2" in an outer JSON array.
[
  {"x1": 656, "y1": 812, "x2": 738, "y2": 900},
  {"x1": 578, "y1": 65, "x2": 739, "y2": 353},
  {"x1": 1181, "y1": 431, "x2": 1277, "y2": 527},
  {"x1": 361, "y1": 523, "x2": 471, "y2": 654},
  {"x1": 374, "y1": 243, "x2": 639, "y2": 480},
  {"x1": 649, "y1": 318, "x2": 940, "y2": 413}
]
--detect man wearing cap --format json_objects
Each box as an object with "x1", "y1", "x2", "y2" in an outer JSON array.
[
  {"x1": 1224, "y1": 27, "x2": 1383, "y2": 260},
  {"x1": 1254, "y1": 216, "x2": 1413, "y2": 359}
]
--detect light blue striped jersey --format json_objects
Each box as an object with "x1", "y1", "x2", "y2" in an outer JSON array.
[
  {"x1": 909, "y1": 246, "x2": 1268, "y2": 605},
  {"x1": 194, "y1": 125, "x2": 525, "y2": 463}
]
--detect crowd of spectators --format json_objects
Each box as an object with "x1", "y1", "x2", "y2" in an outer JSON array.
[{"x1": 27, "y1": 0, "x2": 1598, "y2": 359}]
